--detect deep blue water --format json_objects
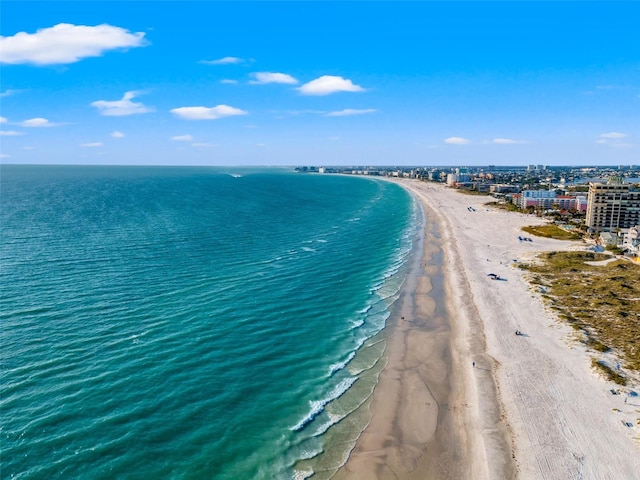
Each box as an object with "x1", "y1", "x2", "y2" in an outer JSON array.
[{"x1": 1, "y1": 166, "x2": 418, "y2": 479}]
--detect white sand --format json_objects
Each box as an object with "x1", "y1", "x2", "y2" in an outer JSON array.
[{"x1": 403, "y1": 180, "x2": 640, "y2": 479}]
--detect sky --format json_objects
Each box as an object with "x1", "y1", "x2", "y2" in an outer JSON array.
[{"x1": 1, "y1": 1, "x2": 639, "y2": 166}]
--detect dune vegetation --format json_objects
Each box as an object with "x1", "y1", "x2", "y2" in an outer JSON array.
[{"x1": 519, "y1": 251, "x2": 640, "y2": 380}]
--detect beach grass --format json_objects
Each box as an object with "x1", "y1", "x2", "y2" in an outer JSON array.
[
  {"x1": 521, "y1": 224, "x2": 582, "y2": 241},
  {"x1": 591, "y1": 358, "x2": 628, "y2": 386},
  {"x1": 486, "y1": 200, "x2": 521, "y2": 212},
  {"x1": 519, "y1": 251, "x2": 640, "y2": 371},
  {"x1": 455, "y1": 188, "x2": 491, "y2": 196}
]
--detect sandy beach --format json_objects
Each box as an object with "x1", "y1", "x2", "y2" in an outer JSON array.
[{"x1": 337, "y1": 179, "x2": 640, "y2": 479}]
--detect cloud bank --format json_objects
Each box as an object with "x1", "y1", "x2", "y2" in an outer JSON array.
[{"x1": 0, "y1": 23, "x2": 147, "y2": 65}]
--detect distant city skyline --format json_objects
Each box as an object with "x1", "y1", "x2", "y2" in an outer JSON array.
[{"x1": 1, "y1": 1, "x2": 639, "y2": 166}]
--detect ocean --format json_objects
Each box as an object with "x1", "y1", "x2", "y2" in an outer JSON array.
[{"x1": 0, "y1": 165, "x2": 419, "y2": 479}]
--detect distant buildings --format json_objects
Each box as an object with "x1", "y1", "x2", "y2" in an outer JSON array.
[
  {"x1": 585, "y1": 179, "x2": 640, "y2": 233},
  {"x1": 446, "y1": 167, "x2": 471, "y2": 186},
  {"x1": 490, "y1": 184, "x2": 520, "y2": 194}
]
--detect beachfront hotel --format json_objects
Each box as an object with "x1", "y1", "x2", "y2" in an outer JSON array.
[{"x1": 585, "y1": 178, "x2": 640, "y2": 233}]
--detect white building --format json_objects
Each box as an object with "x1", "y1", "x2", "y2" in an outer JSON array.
[
  {"x1": 622, "y1": 225, "x2": 640, "y2": 256},
  {"x1": 518, "y1": 189, "x2": 556, "y2": 209}
]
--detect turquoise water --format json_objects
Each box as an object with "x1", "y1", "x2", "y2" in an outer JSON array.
[{"x1": 1, "y1": 166, "x2": 418, "y2": 479}]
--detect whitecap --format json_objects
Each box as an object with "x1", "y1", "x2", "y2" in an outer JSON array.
[
  {"x1": 328, "y1": 351, "x2": 356, "y2": 376},
  {"x1": 349, "y1": 319, "x2": 364, "y2": 330},
  {"x1": 291, "y1": 377, "x2": 357, "y2": 432},
  {"x1": 297, "y1": 445, "x2": 324, "y2": 461},
  {"x1": 312, "y1": 411, "x2": 345, "y2": 437},
  {"x1": 293, "y1": 469, "x2": 314, "y2": 480}
]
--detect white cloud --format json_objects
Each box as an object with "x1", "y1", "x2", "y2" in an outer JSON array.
[
  {"x1": 444, "y1": 136, "x2": 470, "y2": 145},
  {"x1": 220, "y1": 79, "x2": 238, "y2": 84},
  {"x1": 0, "y1": 130, "x2": 24, "y2": 136},
  {"x1": 0, "y1": 153, "x2": 10, "y2": 159},
  {"x1": 0, "y1": 89, "x2": 22, "y2": 97},
  {"x1": 192, "y1": 142, "x2": 218, "y2": 147},
  {"x1": 0, "y1": 116, "x2": 8, "y2": 123},
  {"x1": 298, "y1": 76, "x2": 365, "y2": 96},
  {"x1": 170, "y1": 105, "x2": 248, "y2": 120},
  {"x1": 80, "y1": 142, "x2": 103, "y2": 147},
  {"x1": 23, "y1": 146, "x2": 35, "y2": 150},
  {"x1": 492, "y1": 138, "x2": 526, "y2": 144},
  {"x1": 200, "y1": 56, "x2": 244, "y2": 65},
  {"x1": 325, "y1": 108, "x2": 376, "y2": 117},
  {"x1": 110, "y1": 131, "x2": 125, "y2": 138},
  {"x1": 19, "y1": 117, "x2": 58, "y2": 127},
  {"x1": 249, "y1": 72, "x2": 298, "y2": 85},
  {"x1": 256, "y1": 143, "x2": 266, "y2": 147},
  {"x1": 171, "y1": 134, "x2": 194, "y2": 141},
  {"x1": 599, "y1": 132, "x2": 627, "y2": 139},
  {"x1": 0, "y1": 23, "x2": 147, "y2": 65},
  {"x1": 597, "y1": 132, "x2": 633, "y2": 147},
  {"x1": 91, "y1": 91, "x2": 154, "y2": 116}
]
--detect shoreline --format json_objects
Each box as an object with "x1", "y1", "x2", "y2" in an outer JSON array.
[
  {"x1": 335, "y1": 178, "x2": 513, "y2": 479},
  {"x1": 336, "y1": 179, "x2": 640, "y2": 479}
]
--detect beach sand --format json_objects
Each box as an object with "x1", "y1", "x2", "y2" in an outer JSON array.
[{"x1": 336, "y1": 180, "x2": 640, "y2": 479}]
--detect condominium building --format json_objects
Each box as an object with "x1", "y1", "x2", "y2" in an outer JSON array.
[
  {"x1": 518, "y1": 189, "x2": 556, "y2": 209},
  {"x1": 518, "y1": 190, "x2": 587, "y2": 211},
  {"x1": 585, "y1": 181, "x2": 640, "y2": 233}
]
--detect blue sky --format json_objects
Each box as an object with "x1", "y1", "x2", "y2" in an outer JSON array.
[{"x1": 1, "y1": 1, "x2": 639, "y2": 166}]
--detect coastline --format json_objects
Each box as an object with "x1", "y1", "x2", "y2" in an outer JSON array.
[{"x1": 336, "y1": 179, "x2": 640, "y2": 479}]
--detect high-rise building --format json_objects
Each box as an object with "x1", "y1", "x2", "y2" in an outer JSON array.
[{"x1": 585, "y1": 179, "x2": 640, "y2": 233}]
